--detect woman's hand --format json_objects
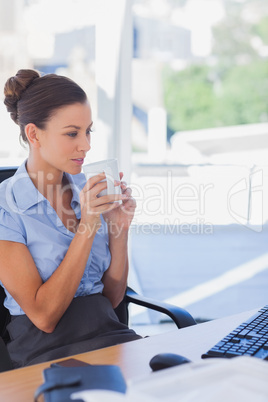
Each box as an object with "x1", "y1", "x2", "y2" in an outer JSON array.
[
  {"x1": 102, "y1": 172, "x2": 136, "y2": 237},
  {"x1": 79, "y1": 173, "x2": 124, "y2": 237},
  {"x1": 101, "y1": 173, "x2": 135, "y2": 306}
]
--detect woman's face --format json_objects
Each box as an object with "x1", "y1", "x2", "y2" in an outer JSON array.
[{"x1": 37, "y1": 102, "x2": 92, "y2": 175}]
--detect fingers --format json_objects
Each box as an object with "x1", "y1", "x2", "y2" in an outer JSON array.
[
  {"x1": 91, "y1": 200, "x2": 121, "y2": 214},
  {"x1": 89, "y1": 193, "x2": 128, "y2": 208},
  {"x1": 83, "y1": 173, "x2": 106, "y2": 193},
  {"x1": 81, "y1": 171, "x2": 135, "y2": 214},
  {"x1": 81, "y1": 194, "x2": 122, "y2": 224},
  {"x1": 122, "y1": 185, "x2": 132, "y2": 197},
  {"x1": 83, "y1": 174, "x2": 111, "y2": 199},
  {"x1": 121, "y1": 196, "x2": 136, "y2": 212},
  {"x1": 117, "y1": 176, "x2": 133, "y2": 206},
  {"x1": 83, "y1": 172, "x2": 129, "y2": 193},
  {"x1": 83, "y1": 174, "x2": 125, "y2": 198}
]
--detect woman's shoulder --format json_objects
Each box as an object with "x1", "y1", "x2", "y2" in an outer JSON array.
[
  {"x1": 0, "y1": 176, "x2": 26, "y2": 242},
  {"x1": 0, "y1": 161, "x2": 31, "y2": 214},
  {"x1": 0, "y1": 176, "x2": 14, "y2": 210}
]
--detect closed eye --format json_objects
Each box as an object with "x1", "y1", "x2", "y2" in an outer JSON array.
[{"x1": 67, "y1": 132, "x2": 78, "y2": 138}]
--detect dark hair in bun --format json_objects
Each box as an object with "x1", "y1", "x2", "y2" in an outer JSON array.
[
  {"x1": 4, "y1": 69, "x2": 87, "y2": 143},
  {"x1": 4, "y1": 69, "x2": 40, "y2": 135}
]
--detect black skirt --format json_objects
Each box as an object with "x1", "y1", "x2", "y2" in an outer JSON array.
[{"x1": 7, "y1": 293, "x2": 142, "y2": 368}]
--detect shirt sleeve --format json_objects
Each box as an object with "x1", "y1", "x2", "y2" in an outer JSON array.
[{"x1": 0, "y1": 208, "x2": 26, "y2": 244}]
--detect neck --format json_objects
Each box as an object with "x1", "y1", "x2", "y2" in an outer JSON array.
[{"x1": 26, "y1": 154, "x2": 65, "y2": 201}]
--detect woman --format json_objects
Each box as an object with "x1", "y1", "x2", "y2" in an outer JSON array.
[{"x1": 0, "y1": 69, "x2": 141, "y2": 368}]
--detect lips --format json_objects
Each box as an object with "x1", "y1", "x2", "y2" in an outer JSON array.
[{"x1": 72, "y1": 158, "x2": 84, "y2": 165}]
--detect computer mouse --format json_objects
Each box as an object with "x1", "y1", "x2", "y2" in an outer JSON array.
[{"x1": 149, "y1": 353, "x2": 191, "y2": 372}]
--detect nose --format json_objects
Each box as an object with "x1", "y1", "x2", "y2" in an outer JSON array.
[{"x1": 78, "y1": 134, "x2": 91, "y2": 153}]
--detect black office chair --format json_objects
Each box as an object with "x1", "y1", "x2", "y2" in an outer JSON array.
[{"x1": 0, "y1": 166, "x2": 196, "y2": 372}]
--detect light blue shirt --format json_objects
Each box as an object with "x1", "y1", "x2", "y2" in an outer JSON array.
[{"x1": 0, "y1": 161, "x2": 111, "y2": 315}]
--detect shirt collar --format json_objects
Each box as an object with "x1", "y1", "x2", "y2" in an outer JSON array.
[
  {"x1": 11, "y1": 161, "x2": 81, "y2": 214},
  {"x1": 64, "y1": 172, "x2": 81, "y2": 212},
  {"x1": 11, "y1": 161, "x2": 46, "y2": 212}
]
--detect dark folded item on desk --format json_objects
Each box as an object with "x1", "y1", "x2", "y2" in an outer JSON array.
[
  {"x1": 34, "y1": 364, "x2": 127, "y2": 402},
  {"x1": 50, "y1": 357, "x2": 91, "y2": 368}
]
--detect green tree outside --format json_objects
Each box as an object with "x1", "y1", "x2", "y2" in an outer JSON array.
[{"x1": 163, "y1": 1, "x2": 268, "y2": 134}]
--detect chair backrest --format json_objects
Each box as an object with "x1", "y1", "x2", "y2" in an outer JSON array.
[
  {"x1": 0, "y1": 167, "x2": 17, "y2": 342},
  {"x1": 114, "y1": 294, "x2": 129, "y2": 325},
  {"x1": 0, "y1": 285, "x2": 10, "y2": 342},
  {"x1": 0, "y1": 167, "x2": 18, "y2": 183}
]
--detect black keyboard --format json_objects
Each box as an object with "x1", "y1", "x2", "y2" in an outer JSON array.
[{"x1": 202, "y1": 305, "x2": 268, "y2": 360}]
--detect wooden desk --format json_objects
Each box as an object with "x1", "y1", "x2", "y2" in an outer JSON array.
[{"x1": 0, "y1": 309, "x2": 257, "y2": 402}]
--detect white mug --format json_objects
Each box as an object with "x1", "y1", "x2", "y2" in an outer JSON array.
[{"x1": 83, "y1": 159, "x2": 122, "y2": 202}]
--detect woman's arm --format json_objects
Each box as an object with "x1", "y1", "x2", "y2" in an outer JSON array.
[
  {"x1": 0, "y1": 231, "x2": 94, "y2": 333},
  {"x1": 102, "y1": 175, "x2": 136, "y2": 308},
  {"x1": 0, "y1": 173, "x2": 124, "y2": 333},
  {"x1": 102, "y1": 229, "x2": 129, "y2": 308}
]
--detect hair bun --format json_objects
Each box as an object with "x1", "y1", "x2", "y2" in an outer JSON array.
[{"x1": 4, "y1": 69, "x2": 40, "y2": 124}]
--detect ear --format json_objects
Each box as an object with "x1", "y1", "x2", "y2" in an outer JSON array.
[{"x1": 24, "y1": 123, "x2": 41, "y2": 148}]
